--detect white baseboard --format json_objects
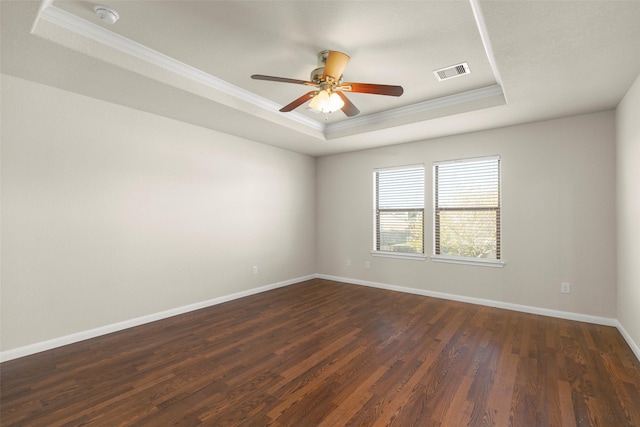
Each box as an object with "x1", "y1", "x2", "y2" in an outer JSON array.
[
  {"x1": 317, "y1": 274, "x2": 640, "y2": 362},
  {"x1": 3, "y1": 273, "x2": 638, "y2": 364},
  {"x1": 0, "y1": 275, "x2": 315, "y2": 363},
  {"x1": 615, "y1": 320, "x2": 640, "y2": 363},
  {"x1": 317, "y1": 274, "x2": 618, "y2": 326}
]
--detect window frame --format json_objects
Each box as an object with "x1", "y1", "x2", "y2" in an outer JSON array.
[
  {"x1": 372, "y1": 164, "x2": 426, "y2": 260},
  {"x1": 432, "y1": 155, "x2": 504, "y2": 267}
]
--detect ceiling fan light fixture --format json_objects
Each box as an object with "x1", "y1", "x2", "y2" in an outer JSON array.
[{"x1": 309, "y1": 90, "x2": 344, "y2": 113}]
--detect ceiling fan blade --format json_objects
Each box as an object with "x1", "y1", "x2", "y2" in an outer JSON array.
[
  {"x1": 341, "y1": 82, "x2": 404, "y2": 97},
  {"x1": 279, "y1": 91, "x2": 317, "y2": 112},
  {"x1": 336, "y1": 92, "x2": 360, "y2": 117},
  {"x1": 251, "y1": 74, "x2": 314, "y2": 86},
  {"x1": 322, "y1": 51, "x2": 350, "y2": 81}
]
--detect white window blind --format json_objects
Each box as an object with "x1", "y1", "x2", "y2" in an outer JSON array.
[
  {"x1": 434, "y1": 156, "x2": 501, "y2": 260},
  {"x1": 374, "y1": 165, "x2": 425, "y2": 254}
]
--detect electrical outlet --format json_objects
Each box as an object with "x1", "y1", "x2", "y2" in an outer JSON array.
[
  {"x1": 253, "y1": 265, "x2": 258, "y2": 275},
  {"x1": 347, "y1": 259, "x2": 351, "y2": 266},
  {"x1": 365, "y1": 261, "x2": 371, "y2": 269},
  {"x1": 561, "y1": 282, "x2": 570, "y2": 294}
]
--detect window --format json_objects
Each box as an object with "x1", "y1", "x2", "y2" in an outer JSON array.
[
  {"x1": 373, "y1": 165, "x2": 425, "y2": 256},
  {"x1": 433, "y1": 156, "x2": 502, "y2": 265}
]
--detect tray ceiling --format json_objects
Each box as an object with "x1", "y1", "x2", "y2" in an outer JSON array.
[{"x1": 2, "y1": 1, "x2": 639, "y2": 156}]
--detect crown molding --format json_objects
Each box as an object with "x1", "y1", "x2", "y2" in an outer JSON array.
[
  {"x1": 326, "y1": 84, "x2": 504, "y2": 134},
  {"x1": 36, "y1": 2, "x2": 503, "y2": 139},
  {"x1": 37, "y1": 5, "x2": 325, "y2": 133},
  {"x1": 469, "y1": 0, "x2": 503, "y2": 88}
]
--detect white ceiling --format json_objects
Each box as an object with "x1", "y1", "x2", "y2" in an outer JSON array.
[{"x1": 2, "y1": 0, "x2": 640, "y2": 157}]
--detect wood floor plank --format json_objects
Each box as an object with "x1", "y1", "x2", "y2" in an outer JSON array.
[{"x1": 2, "y1": 278, "x2": 639, "y2": 426}]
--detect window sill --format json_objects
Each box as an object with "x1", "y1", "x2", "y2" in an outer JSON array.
[
  {"x1": 371, "y1": 251, "x2": 426, "y2": 261},
  {"x1": 431, "y1": 255, "x2": 504, "y2": 268}
]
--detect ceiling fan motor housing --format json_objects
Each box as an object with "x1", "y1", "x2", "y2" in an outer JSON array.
[
  {"x1": 311, "y1": 50, "x2": 347, "y2": 84},
  {"x1": 311, "y1": 51, "x2": 332, "y2": 83},
  {"x1": 317, "y1": 50, "x2": 331, "y2": 67},
  {"x1": 310, "y1": 67, "x2": 324, "y2": 83}
]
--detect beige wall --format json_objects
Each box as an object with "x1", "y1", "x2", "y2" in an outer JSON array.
[
  {"x1": 317, "y1": 111, "x2": 617, "y2": 318},
  {"x1": 616, "y1": 73, "x2": 640, "y2": 353},
  {"x1": 1, "y1": 73, "x2": 627, "y2": 356},
  {"x1": 0, "y1": 75, "x2": 317, "y2": 351}
]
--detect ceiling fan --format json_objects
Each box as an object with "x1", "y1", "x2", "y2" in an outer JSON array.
[{"x1": 251, "y1": 50, "x2": 404, "y2": 117}]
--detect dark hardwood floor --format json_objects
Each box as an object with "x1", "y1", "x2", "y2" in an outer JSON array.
[{"x1": 2, "y1": 278, "x2": 639, "y2": 426}]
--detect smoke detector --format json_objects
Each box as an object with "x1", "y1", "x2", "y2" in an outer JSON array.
[
  {"x1": 434, "y1": 62, "x2": 471, "y2": 81},
  {"x1": 94, "y1": 5, "x2": 119, "y2": 24}
]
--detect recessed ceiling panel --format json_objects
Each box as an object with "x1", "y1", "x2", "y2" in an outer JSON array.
[
  {"x1": 4, "y1": 0, "x2": 640, "y2": 156},
  {"x1": 53, "y1": 1, "x2": 497, "y2": 123}
]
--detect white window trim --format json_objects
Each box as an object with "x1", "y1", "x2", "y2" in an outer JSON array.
[
  {"x1": 433, "y1": 154, "x2": 500, "y2": 167},
  {"x1": 431, "y1": 255, "x2": 504, "y2": 267},
  {"x1": 372, "y1": 251, "x2": 427, "y2": 261}
]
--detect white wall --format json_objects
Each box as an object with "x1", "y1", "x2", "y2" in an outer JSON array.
[
  {"x1": 0, "y1": 75, "x2": 317, "y2": 352},
  {"x1": 616, "y1": 73, "x2": 640, "y2": 355},
  {"x1": 317, "y1": 111, "x2": 617, "y2": 318}
]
